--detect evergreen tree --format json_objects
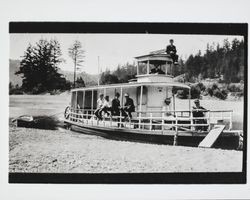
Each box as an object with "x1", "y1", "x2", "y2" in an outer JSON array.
[
  {"x1": 68, "y1": 40, "x2": 85, "y2": 88},
  {"x1": 16, "y1": 39, "x2": 67, "y2": 93}
]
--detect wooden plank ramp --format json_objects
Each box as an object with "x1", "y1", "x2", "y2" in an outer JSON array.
[{"x1": 198, "y1": 125, "x2": 225, "y2": 148}]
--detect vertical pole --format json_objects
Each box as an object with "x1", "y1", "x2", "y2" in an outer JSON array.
[
  {"x1": 83, "y1": 90, "x2": 85, "y2": 119},
  {"x1": 165, "y1": 61, "x2": 168, "y2": 75},
  {"x1": 207, "y1": 111, "x2": 211, "y2": 131},
  {"x1": 147, "y1": 60, "x2": 150, "y2": 74},
  {"x1": 150, "y1": 113, "x2": 152, "y2": 131},
  {"x1": 139, "y1": 85, "x2": 143, "y2": 129},
  {"x1": 189, "y1": 89, "x2": 191, "y2": 117},
  {"x1": 91, "y1": 89, "x2": 94, "y2": 120},
  {"x1": 229, "y1": 111, "x2": 232, "y2": 130},
  {"x1": 97, "y1": 56, "x2": 100, "y2": 86},
  {"x1": 173, "y1": 125, "x2": 178, "y2": 146},
  {"x1": 137, "y1": 61, "x2": 139, "y2": 75},
  {"x1": 76, "y1": 91, "x2": 78, "y2": 122},
  {"x1": 161, "y1": 112, "x2": 164, "y2": 132},
  {"x1": 120, "y1": 87, "x2": 123, "y2": 127},
  {"x1": 73, "y1": 59, "x2": 76, "y2": 88}
]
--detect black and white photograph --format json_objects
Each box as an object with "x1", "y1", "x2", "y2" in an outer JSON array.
[
  {"x1": 1, "y1": 0, "x2": 250, "y2": 199},
  {"x1": 8, "y1": 23, "x2": 247, "y2": 182}
]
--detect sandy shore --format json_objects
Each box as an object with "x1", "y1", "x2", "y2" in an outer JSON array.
[{"x1": 9, "y1": 125, "x2": 243, "y2": 173}]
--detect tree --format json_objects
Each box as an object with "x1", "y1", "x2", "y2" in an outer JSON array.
[
  {"x1": 16, "y1": 39, "x2": 67, "y2": 93},
  {"x1": 68, "y1": 40, "x2": 85, "y2": 88},
  {"x1": 75, "y1": 76, "x2": 86, "y2": 88}
]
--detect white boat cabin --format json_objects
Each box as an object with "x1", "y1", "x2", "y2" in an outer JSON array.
[{"x1": 66, "y1": 50, "x2": 233, "y2": 133}]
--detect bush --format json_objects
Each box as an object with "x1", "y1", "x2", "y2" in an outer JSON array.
[
  {"x1": 196, "y1": 82, "x2": 206, "y2": 91},
  {"x1": 190, "y1": 85, "x2": 201, "y2": 99},
  {"x1": 207, "y1": 87, "x2": 213, "y2": 96},
  {"x1": 213, "y1": 88, "x2": 228, "y2": 100},
  {"x1": 9, "y1": 83, "x2": 24, "y2": 95},
  {"x1": 172, "y1": 87, "x2": 189, "y2": 99},
  {"x1": 227, "y1": 83, "x2": 242, "y2": 92}
]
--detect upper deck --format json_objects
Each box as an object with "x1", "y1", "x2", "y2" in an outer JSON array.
[{"x1": 135, "y1": 49, "x2": 174, "y2": 83}]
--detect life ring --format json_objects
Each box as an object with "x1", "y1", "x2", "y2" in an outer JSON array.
[
  {"x1": 64, "y1": 106, "x2": 71, "y2": 119},
  {"x1": 164, "y1": 98, "x2": 171, "y2": 105}
]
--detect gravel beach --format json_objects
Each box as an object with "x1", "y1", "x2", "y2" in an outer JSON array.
[{"x1": 9, "y1": 126, "x2": 243, "y2": 173}]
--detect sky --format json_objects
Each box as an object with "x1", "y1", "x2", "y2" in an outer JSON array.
[{"x1": 9, "y1": 34, "x2": 243, "y2": 74}]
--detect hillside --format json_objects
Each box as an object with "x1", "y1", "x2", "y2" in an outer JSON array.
[{"x1": 9, "y1": 59, "x2": 98, "y2": 86}]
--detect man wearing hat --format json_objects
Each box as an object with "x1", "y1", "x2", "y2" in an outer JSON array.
[
  {"x1": 111, "y1": 92, "x2": 121, "y2": 116},
  {"x1": 166, "y1": 39, "x2": 179, "y2": 65},
  {"x1": 192, "y1": 99, "x2": 208, "y2": 131},
  {"x1": 121, "y1": 93, "x2": 135, "y2": 119}
]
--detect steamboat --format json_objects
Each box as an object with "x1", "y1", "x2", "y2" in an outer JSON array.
[{"x1": 64, "y1": 50, "x2": 242, "y2": 149}]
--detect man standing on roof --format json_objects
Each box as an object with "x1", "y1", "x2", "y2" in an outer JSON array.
[{"x1": 166, "y1": 39, "x2": 179, "y2": 65}]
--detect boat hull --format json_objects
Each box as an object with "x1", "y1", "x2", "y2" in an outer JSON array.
[{"x1": 64, "y1": 120, "x2": 241, "y2": 150}]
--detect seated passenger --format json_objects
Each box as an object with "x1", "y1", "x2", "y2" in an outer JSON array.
[
  {"x1": 166, "y1": 39, "x2": 179, "y2": 65},
  {"x1": 99, "y1": 96, "x2": 112, "y2": 119},
  {"x1": 94, "y1": 93, "x2": 104, "y2": 120},
  {"x1": 121, "y1": 93, "x2": 135, "y2": 119},
  {"x1": 150, "y1": 65, "x2": 165, "y2": 74},
  {"x1": 192, "y1": 99, "x2": 208, "y2": 131},
  {"x1": 111, "y1": 92, "x2": 121, "y2": 116},
  {"x1": 162, "y1": 97, "x2": 172, "y2": 117}
]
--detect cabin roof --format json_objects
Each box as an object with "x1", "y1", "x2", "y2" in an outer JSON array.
[
  {"x1": 134, "y1": 53, "x2": 172, "y2": 63},
  {"x1": 71, "y1": 81, "x2": 190, "y2": 92}
]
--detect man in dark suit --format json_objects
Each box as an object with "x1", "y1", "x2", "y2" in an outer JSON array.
[
  {"x1": 121, "y1": 93, "x2": 135, "y2": 119},
  {"x1": 192, "y1": 99, "x2": 208, "y2": 131},
  {"x1": 166, "y1": 39, "x2": 179, "y2": 65},
  {"x1": 111, "y1": 92, "x2": 121, "y2": 116}
]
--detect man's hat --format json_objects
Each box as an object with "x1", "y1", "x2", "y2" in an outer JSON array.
[
  {"x1": 194, "y1": 99, "x2": 200, "y2": 103},
  {"x1": 124, "y1": 93, "x2": 129, "y2": 97},
  {"x1": 115, "y1": 92, "x2": 120, "y2": 97}
]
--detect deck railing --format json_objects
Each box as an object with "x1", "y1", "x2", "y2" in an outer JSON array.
[{"x1": 67, "y1": 107, "x2": 233, "y2": 132}]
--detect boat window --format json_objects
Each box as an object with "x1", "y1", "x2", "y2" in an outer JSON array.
[
  {"x1": 71, "y1": 91, "x2": 77, "y2": 108},
  {"x1": 77, "y1": 91, "x2": 84, "y2": 109},
  {"x1": 84, "y1": 90, "x2": 98, "y2": 110},
  {"x1": 84, "y1": 90, "x2": 92, "y2": 109},
  {"x1": 136, "y1": 86, "x2": 147, "y2": 105}
]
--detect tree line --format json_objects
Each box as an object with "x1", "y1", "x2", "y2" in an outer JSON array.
[
  {"x1": 100, "y1": 38, "x2": 244, "y2": 85},
  {"x1": 184, "y1": 38, "x2": 244, "y2": 83},
  {"x1": 11, "y1": 37, "x2": 244, "y2": 95},
  {"x1": 12, "y1": 39, "x2": 85, "y2": 94}
]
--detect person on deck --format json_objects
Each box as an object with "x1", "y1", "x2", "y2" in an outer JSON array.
[
  {"x1": 121, "y1": 93, "x2": 135, "y2": 119},
  {"x1": 192, "y1": 99, "x2": 208, "y2": 131},
  {"x1": 94, "y1": 93, "x2": 104, "y2": 120},
  {"x1": 150, "y1": 64, "x2": 165, "y2": 74},
  {"x1": 99, "y1": 96, "x2": 112, "y2": 119},
  {"x1": 111, "y1": 92, "x2": 121, "y2": 116},
  {"x1": 162, "y1": 97, "x2": 172, "y2": 117},
  {"x1": 166, "y1": 39, "x2": 179, "y2": 65}
]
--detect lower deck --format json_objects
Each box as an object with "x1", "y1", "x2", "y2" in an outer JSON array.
[{"x1": 64, "y1": 116, "x2": 242, "y2": 150}]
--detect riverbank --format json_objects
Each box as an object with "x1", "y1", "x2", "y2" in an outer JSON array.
[{"x1": 9, "y1": 125, "x2": 243, "y2": 173}]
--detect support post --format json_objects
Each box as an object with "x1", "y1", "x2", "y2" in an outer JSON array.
[
  {"x1": 229, "y1": 111, "x2": 232, "y2": 130},
  {"x1": 139, "y1": 85, "x2": 143, "y2": 129},
  {"x1": 165, "y1": 61, "x2": 168, "y2": 75},
  {"x1": 173, "y1": 125, "x2": 178, "y2": 146},
  {"x1": 137, "y1": 61, "x2": 139, "y2": 75},
  {"x1": 189, "y1": 89, "x2": 191, "y2": 116},
  {"x1": 120, "y1": 87, "x2": 123, "y2": 127},
  {"x1": 91, "y1": 89, "x2": 94, "y2": 120},
  {"x1": 147, "y1": 60, "x2": 150, "y2": 74}
]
